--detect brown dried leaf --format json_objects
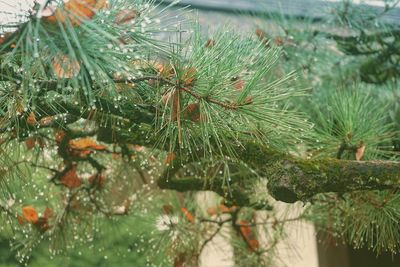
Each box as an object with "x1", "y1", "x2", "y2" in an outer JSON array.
[
  {"x1": 180, "y1": 207, "x2": 194, "y2": 224},
  {"x1": 244, "y1": 96, "x2": 253, "y2": 105},
  {"x1": 16, "y1": 101, "x2": 25, "y2": 114},
  {"x1": 25, "y1": 137, "x2": 36, "y2": 150},
  {"x1": 234, "y1": 80, "x2": 245, "y2": 91},
  {"x1": 273, "y1": 36, "x2": 285, "y2": 46},
  {"x1": 52, "y1": 54, "x2": 80, "y2": 78},
  {"x1": 115, "y1": 9, "x2": 139, "y2": 25},
  {"x1": 159, "y1": 64, "x2": 175, "y2": 78},
  {"x1": 44, "y1": 0, "x2": 102, "y2": 25},
  {"x1": 133, "y1": 145, "x2": 145, "y2": 152},
  {"x1": 184, "y1": 103, "x2": 201, "y2": 122},
  {"x1": 60, "y1": 165, "x2": 82, "y2": 189},
  {"x1": 174, "y1": 254, "x2": 186, "y2": 267},
  {"x1": 22, "y1": 206, "x2": 39, "y2": 224},
  {"x1": 207, "y1": 207, "x2": 218, "y2": 216},
  {"x1": 94, "y1": 0, "x2": 109, "y2": 10},
  {"x1": 255, "y1": 28, "x2": 270, "y2": 47},
  {"x1": 182, "y1": 67, "x2": 196, "y2": 87},
  {"x1": 69, "y1": 137, "x2": 106, "y2": 150},
  {"x1": 44, "y1": 207, "x2": 53, "y2": 219},
  {"x1": 35, "y1": 217, "x2": 51, "y2": 232},
  {"x1": 26, "y1": 112, "x2": 37, "y2": 126},
  {"x1": 17, "y1": 214, "x2": 26, "y2": 225},
  {"x1": 0, "y1": 32, "x2": 13, "y2": 46},
  {"x1": 238, "y1": 220, "x2": 259, "y2": 252},
  {"x1": 205, "y1": 39, "x2": 215, "y2": 48},
  {"x1": 171, "y1": 90, "x2": 180, "y2": 122},
  {"x1": 32, "y1": 207, "x2": 54, "y2": 232},
  {"x1": 164, "y1": 152, "x2": 176, "y2": 165},
  {"x1": 162, "y1": 204, "x2": 174, "y2": 215},
  {"x1": 112, "y1": 153, "x2": 120, "y2": 159},
  {"x1": 55, "y1": 130, "x2": 66, "y2": 144},
  {"x1": 42, "y1": 8, "x2": 63, "y2": 24},
  {"x1": 39, "y1": 116, "x2": 55, "y2": 126},
  {"x1": 255, "y1": 28, "x2": 266, "y2": 39},
  {"x1": 219, "y1": 204, "x2": 231, "y2": 213},
  {"x1": 355, "y1": 141, "x2": 366, "y2": 161}
]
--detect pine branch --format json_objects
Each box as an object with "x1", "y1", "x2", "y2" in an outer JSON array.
[
  {"x1": 11, "y1": 95, "x2": 398, "y2": 206},
  {"x1": 41, "y1": 105, "x2": 394, "y2": 207},
  {"x1": 265, "y1": 157, "x2": 400, "y2": 203},
  {"x1": 157, "y1": 141, "x2": 400, "y2": 204},
  {"x1": 180, "y1": 86, "x2": 244, "y2": 110}
]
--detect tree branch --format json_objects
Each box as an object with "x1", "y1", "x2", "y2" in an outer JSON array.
[
  {"x1": 157, "y1": 142, "x2": 400, "y2": 204},
  {"x1": 4, "y1": 69, "x2": 399, "y2": 205},
  {"x1": 265, "y1": 157, "x2": 400, "y2": 203}
]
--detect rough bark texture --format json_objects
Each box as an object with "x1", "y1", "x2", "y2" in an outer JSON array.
[
  {"x1": 156, "y1": 141, "x2": 400, "y2": 204},
  {"x1": 264, "y1": 157, "x2": 400, "y2": 203},
  {"x1": 236, "y1": 143, "x2": 400, "y2": 203}
]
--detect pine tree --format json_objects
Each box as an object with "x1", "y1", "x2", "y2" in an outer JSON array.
[{"x1": 0, "y1": 0, "x2": 399, "y2": 266}]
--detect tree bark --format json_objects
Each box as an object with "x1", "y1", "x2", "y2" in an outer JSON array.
[
  {"x1": 265, "y1": 157, "x2": 400, "y2": 203},
  {"x1": 158, "y1": 142, "x2": 400, "y2": 204}
]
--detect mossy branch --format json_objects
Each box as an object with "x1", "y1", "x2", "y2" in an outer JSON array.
[
  {"x1": 34, "y1": 97, "x2": 400, "y2": 204},
  {"x1": 156, "y1": 142, "x2": 400, "y2": 204},
  {"x1": 264, "y1": 157, "x2": 400, "y2": 203}
]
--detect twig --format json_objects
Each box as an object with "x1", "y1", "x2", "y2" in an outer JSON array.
[
  {"x1": 199, "y1": 223, "x2": 226, "y2": 256},
  {"x1": 200, "y1": 217, "x2": 232, "y2": 225},
  {"x1": 180, "y1": 87, "x2": 240, "y2": 110}
]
